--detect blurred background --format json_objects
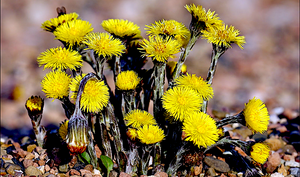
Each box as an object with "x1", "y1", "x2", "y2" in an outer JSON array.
[{"x1": 1, "y1": 0, "x2": 299, "y2": 131}]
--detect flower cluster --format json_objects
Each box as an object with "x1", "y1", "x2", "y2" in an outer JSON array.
[{"x1": 24, "y1": 3, "x2": 270, "y2": 177}]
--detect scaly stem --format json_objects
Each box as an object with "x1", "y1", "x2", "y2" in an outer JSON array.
[
  {"x1": 216, "y1": 112, "x2": 244, "y2": 128},
  {"x1": 201, "y1": 44, "x2": 227, "y2": 113},
  {"x1": 204, "y1": 137, "x2": 248, "y2": 153},
  {"x1": 166, "y1": 141, "x2": 188, "y2": 176},
  {"x1": 113, "y1": 56, "x2": 121, "y2": 82}
]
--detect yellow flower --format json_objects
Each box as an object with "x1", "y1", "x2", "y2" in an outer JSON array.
[
  {"x1": 243, "y1": 97, "x2": 270, "y2": 134},
  {"x1": 83, "y1": 32, "x2": 125, "y2": 58},
  {"x1": 127, "y1": 128, "x2": 138, "y2": 141},
  {"x1": 137, "y1": 125, "x2": 165, "y2": 144},
  {"x1": 101, "y1": 19, "x2": 141, "y2": 39},
  {"x1": 124, "y1": 109, "x2": 156, "y2": 128},
  {"x1": 162, "y1": 87, "x2": 203, "y2": 121},
  {"x1": 41, "y1": 70, "x2": 71, "y2": 100},
  {"x1": 183, "y1": 112, "x2": 219, "y2": 148},
  {"x1": 250, "y1": 143, "x2": 270, "y2": 164},
  {"x1": 41, "y1": 12, "x2": 79, "y2": 32},
  {"x1": 115, "y1": 70, "x2": 141, "y2": 90},
  {"x1": 59, "y1": 119, "x2": 69, "y2": 140},
  {"x1": 174, "y1": 73, "x2": 214, "y2": 101},
  {"x1": 54, "y1": 19, "x2": 93, "y2": 48},
  {"x1": 37, "y1": 46, "x2": 83, "y2": 70},
  {"x1": 140, "y1": 36, "x2": 181, "y2": 63},
  {"x1": 185, "y1": 4, "x2": 223, "y2": 32},
  {"x1": 70, "y1": 74, "x2": 109, "y2": 113},
  {"x1": 145, "y1": 20, "x2": 191, "y2": 47},
  {"x1": 202, "y1": 25, "x2": 246, "y2": 49},
  {"x1": 25, "y1": 96, "x2": 44, "y2": 113}
]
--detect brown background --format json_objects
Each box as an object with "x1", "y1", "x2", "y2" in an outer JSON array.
[{"x1": 1, "y1": 0, "x2": 299, "y2": 129}]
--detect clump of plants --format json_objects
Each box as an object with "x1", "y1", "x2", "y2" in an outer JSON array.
[{"x1": 25, "y1": 4, "x2": 271, "y2": 176}]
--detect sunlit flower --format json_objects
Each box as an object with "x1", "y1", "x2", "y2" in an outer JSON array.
[
  {"x1": 140, "y1": 36, "x2": 181, "y2": 63},
  {"x1": 41, "y1": 12, "x2": 79, "y2": 32},
  {"x1": 101, "y1": 19, "x2": 141, "y2": 39},
  {"x1": 185, "y1": 4, "x2": 223, "y2": 34},
  {"x1": 25, "y1": 96, "x2": 44, "y2": 113},
  {"x1": 70, "y1": 74, "x2": 109, "y2": 113},
  {"x1": 54, "y1": 19, "x2": 93, "y2": 48},
  {"x1": 174, "y1": 74, "x2": 214, "y2": 101},
  {"x1": 127, "y1": 128, "x2": 138, "y2": 141},
  {"x1": 124, "y1": 109, "x2": 156, "y2": 128},
  {"x1": 202, "y1": 25, "x2": 246, "y2": 49},
  {"x1": 250, "y1": 143, "x2": 270, "y2": 164},
  {"x1": 66, "y1": 117, "x2": 89, "y2": 155},
  {"x1": 59, "y1": 119, "x2": 69, "y2": 140},
  {"x1": 162, "y1": 87, "x2": 203, "y2": 121},
  {"x1": 37, "y1": 46, "x2": 83, "y2": 70},
  {"x1": 116, "y1": 70, "x2": 141, "y2": 90},
  {"x1": 145, "y1": 20, "x2": 191, "y2": 47},
  {"x1": 83, "y1": 32, "x2": 125, "y2": 58},
  {"x1": 243, "y1": 97, "x2": 270, "y2": 133},
  {"x1": 137, "y1": 125, "x2": 165, "y2": 144},
  {"x1": 41, "y1": 70, "x2": 71, "y2": 100},
  {"x1": 183, "y1": 112, "x2": 219, "y2": 148}
]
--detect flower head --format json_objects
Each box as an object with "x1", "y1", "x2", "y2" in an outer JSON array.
[
  {"x1": 127, "y1": 128, "x2": 138, "y2": 141},
  {"x1": 83, "y1": 32, "x2": 125, "y2": 58},
  {"x1": 70, "y1": 74, "x2": 109, "y2": 113},
  {"x1": 162, "y1": 87, "x2": 203, "y2": 121},
  {"x1": 243, "y1": 97, "x2": 270, "y2": 134},
  {"x1": 54, "y1": 19, "x2": 93, "y2": 48},
  {"x1": 250, "y1": 143, "x2": 270, "y2": 164},
  {"x1": 185, "y1": 4, "x2": 223, "y2": 34},
  {"x1": 41, "y1": 12, "x2": 79, "y2": 32},
  {"x1": 140, "y1": 36, "x2": 181, "y2": 63},
  {"x1": 66, "y1": 117, "x2": 89, "y2": 155},
  {"x1": 37, "y1": 46, "x2": 83, "y2": 70},
  {"x1": 41, "y1": 70, "x2": 71, "y2": 100},
  {"x1": 137, "y1": 125, "x2": 165, "y2": 144},
  {"x1": 116, "y1": 70, "x2": 141, "y2": 90},
  {"x1": 202, "y1": 25, "x2": 246, "y2": 49},
  {"x1": 25, "y1": 96, "x2": 44, "y2": 114},
  {"x1": 174, "y1": 74, "x2": 214, "y2": 101},
  {"x1": 183, "y1": 112, "x2": 219, "y2": 148},
  {"x1": 101, "y1": 19, "x2": 141, "y2": 39},
  {"x1": 145, "y1": 20, "x2": 191, "y2": 47},
  {"x1": 124, "y1": 109, "x2": 156, "y2": 128}
]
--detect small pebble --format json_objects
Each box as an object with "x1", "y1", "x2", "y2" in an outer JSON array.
[
  {"x1": 45, "y1": 164, "x2": 50, "y2": 172},
  {"x1": 290, "y1": 167, "x2": 300, "y2": 176},
  {"x1": 59, "y1": 164, "x2": 69, "y2": 173},
  {"x1": 67, "y1": 169, "x2": 80, "y2": 176},
  {"x1": 23, "y1": 159, "x2": 33, "y2": 168},
  {"x1": 24, "y1": 153, "x2": 35, "y2": 160},
  {"x1": 270, "y1": 172, "x2": 285, "y2": 177},
  {"x1": 80, "y1": 169, "x2": 92, "y2": 176},
  {"x1": 285, "y1": 160, "x2": 300, "y2": 167},
  {"x1": 84, "y1": 164, "x2": 94, "y2": 172},
  {"x1": 266, "y1": 152, "x2": 281, "y2": 173},
  {"x1": 38, "y1": 159, "x2": 46, "y2": 166},
  {"x1": 50, "y1": 167, "x2": 58, "y2": 175},
  {"x1": 154, "y1": 172, "x2": 168, "y2": 177},
  {"x1": 25, "y1": 165, "x2": 42, "y2": 176},
  {"x1": 5, "y1": 163, "x2": 21, "y2": 175},
  {"x1": 37, "y1": 165, "x2": 45, "y2": 174},
  {"x1": 27, "y1": 144, "x2": 37, "y2": 153}
]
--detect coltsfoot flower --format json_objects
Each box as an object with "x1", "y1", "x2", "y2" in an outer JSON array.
[
  {"x1": 101, "y1": 19, "x2": 141, "y2": 39},
  {"x1": 185, "y1": 4, "x2": 223, "y2": 34},
  {"x1": 127, "y1": 128, "x2": 138, "y2": 141},
  {"x1": 41, "y1": 70, "x2": 71, "y2": 100},
  {"x1": 41, "y1": 12, "x2": 79, "y2": 32},
  {"x1": 137, "y1": 125, "x2": 165, "y2": 144},
  {"x1": 37, "y1": 46, "x2": 83, "y2": 70},
  {"x1": 54, "y1": 19, "x2": 93, "y2": 48},
  {"x1": 69, "y1": 74, "x2": 109, "y2": 113},
  {"x1": 162, "y1": 87, "x2": 203, "y2": 121},
  {"x1": 243, "y1": 97, "x2": 270, "y2": 133},
  {"x1": 145, "y1": 20, "x2": 191, "y2": 48},
  {"x1": 124, "y1": 109, "x2": 156, "y2": 128},
  {"x1": 83, "y1": 32, "x2": 125, "y2": 58},
  {"x1": 66, "y1": 117, "x2": 89, "y2": 155},
  {"x1": 174, "y1": 74, "x2": 214, "y2": 101},
  {"x1": 116, "y1": 70, "x2": 141, "y2": 90},
  {"x1": 250, "y1": 143, "x2": 270, "y2": 164},
  {"x1": 183, "y1": 112, "x2": 219, "y2": 148},
  {"x1": 25, "y1": 96, "x2": 44, "y2": 117},
  {"x1": 202, "y1": 24, "x2": 246, "y2": 49},
  {"x1": 140, "y1": 36, "x2": 181, "y2": 63}
]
